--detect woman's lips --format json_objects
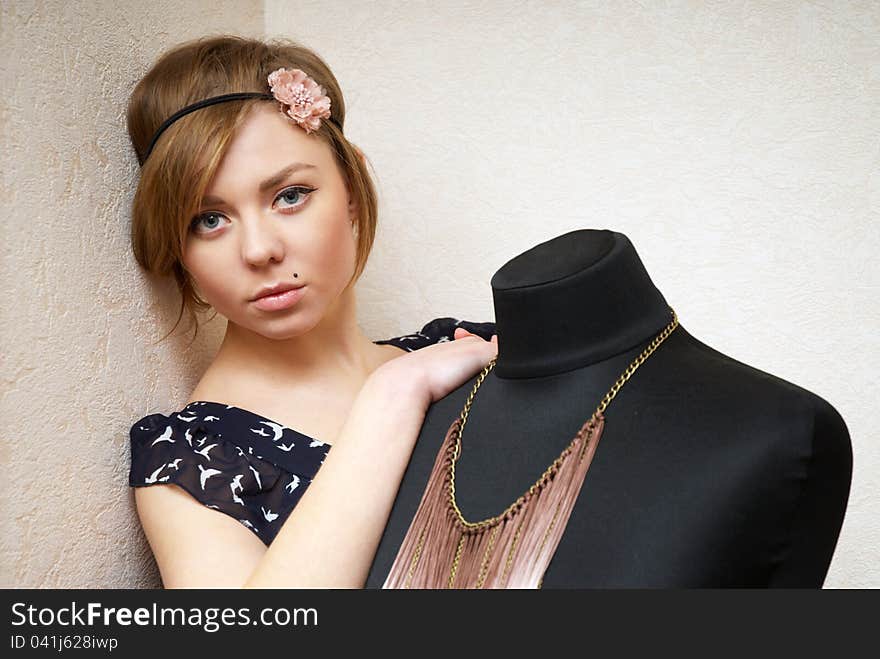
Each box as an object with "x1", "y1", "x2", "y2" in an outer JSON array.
[{"x1": 251, "y1": 286, "x2": 306, "y2": 311}]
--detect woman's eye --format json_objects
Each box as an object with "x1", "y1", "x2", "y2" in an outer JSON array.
[
  {"x1": 189, "y1": 212, "x2": 227, "y2": 234},
  {"x1": 275, "y1": 186, "x2": 315, "y2": 210}
]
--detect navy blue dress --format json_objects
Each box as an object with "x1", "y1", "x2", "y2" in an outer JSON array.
[{"x1": 128, "y1": 317, "x2": 495, "y2": 545}]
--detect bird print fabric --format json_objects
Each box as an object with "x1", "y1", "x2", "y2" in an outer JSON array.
[{"x1": 128, "y1": 317, "x2": 496, "y2": 546}]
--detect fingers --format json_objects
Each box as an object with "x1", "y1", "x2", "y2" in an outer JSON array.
[{"x1": 454, "y1": 327, "x2": 499, "y2": 344}]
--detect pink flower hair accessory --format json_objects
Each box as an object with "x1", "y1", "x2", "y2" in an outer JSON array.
[{"x1": 267, "y1": 67, "x2": 332, "y2": 134}]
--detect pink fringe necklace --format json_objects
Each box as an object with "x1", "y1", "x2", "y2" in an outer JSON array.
[{"x1": 383, "y1": 307, "x2": 679, "y2": 589}]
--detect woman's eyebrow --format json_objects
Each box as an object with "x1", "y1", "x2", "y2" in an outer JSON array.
[{"x1": 202, "y1": 162, "x2": 317, "y2": 204}]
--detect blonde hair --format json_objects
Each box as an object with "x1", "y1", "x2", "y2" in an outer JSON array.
[{"x1": 126, "y1": 34, "x2": 379, "y2": 346}]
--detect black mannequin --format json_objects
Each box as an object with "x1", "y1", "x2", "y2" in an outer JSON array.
[{"x1": 366, "y1": 229, "x2": 852, "y2": 588}]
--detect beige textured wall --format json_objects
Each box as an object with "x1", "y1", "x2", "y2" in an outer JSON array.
[
  {"x1": 0, "y1": 1, "x2": 264, "y2": 588},
  {"x1": 266, "y1": 1, "x2": 879, "y2": 588},
  {"x1": 1, "y1": 1, "x2": 876, "y2": 588}
]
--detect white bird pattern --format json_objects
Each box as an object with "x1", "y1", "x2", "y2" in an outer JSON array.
[
  {"x1": 194, "y1": 443, "x2": 218, "y2": 460},
  {"x1": 150, "y1": 426, "x2": 175, "y2": 446},
  {"x1": 277, "y1": 442, "x2": 295, "y2": 452},
  {"x1": 176, "y1": 414, "x2": 197, "y2": 422},
  {"x1": 144, "y1": 464, "x2": 169, "y2": 484},
  {"x1": 198, "y1": 464, "x2": 222, "y2": 490},
  {"x1": 250, "y1": 427, "x2": 270, "y2": 437},
  {"x1": 248, "y1": 465, "x2": 262, "y2": 490},
  {"x1": 230, "y1": 474, "x2": 244, "y2": 493},
  {"x1": 260, "y1": 421, "x2": 285, "y2": 442},
  {"x1": 261, "y1": 506, "x2": 279, "y2": 522},
  {"x1": 285, "y1": 475, "x2": 301, "y2": 493},
  {"x1": 229, "y1": 475, "x2": 246, "y2": 507},
  {"x1": 394, "y1": 332, "x2": 429, "y2": 342},
  {"x1": 204, "y1": 415, "x2": 219, "y2": 421}
]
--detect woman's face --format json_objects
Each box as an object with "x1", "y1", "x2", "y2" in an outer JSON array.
[{"x1": 182, "y1": 103, "x2": 359, "y2": 340}]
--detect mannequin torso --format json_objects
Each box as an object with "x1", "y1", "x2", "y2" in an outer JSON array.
[{"x1": 367, "y1": 229, "x2": 852, "y2": 587}]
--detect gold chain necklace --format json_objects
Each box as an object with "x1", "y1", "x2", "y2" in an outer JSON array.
[{"x1": 383, "y1": 306, "x2": 679, "y2": 589}]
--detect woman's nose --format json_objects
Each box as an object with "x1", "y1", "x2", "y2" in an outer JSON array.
[{"x1": 240, "y1": 214, "x2": 285, "y2": 266}]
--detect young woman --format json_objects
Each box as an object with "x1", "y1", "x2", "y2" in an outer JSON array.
[{"x1": 126, "y1": 34, "x2": 498, "y2": 588}]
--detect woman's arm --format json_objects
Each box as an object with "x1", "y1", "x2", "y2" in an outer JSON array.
[
  {"x1": 242, "y1": 372, "x2": 428, "y2": 588},
  {"x1": 134, "y1": 331, "x2": 497, "y2": 588}
]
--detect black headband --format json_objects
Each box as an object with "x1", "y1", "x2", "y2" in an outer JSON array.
[{"x1": 139, "y1": 92, "x2": 279, "y2": 166}]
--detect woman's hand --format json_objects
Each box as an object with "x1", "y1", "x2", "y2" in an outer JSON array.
[{"x1": 370, "y1": 328, "x2": 498, "y2": 412}]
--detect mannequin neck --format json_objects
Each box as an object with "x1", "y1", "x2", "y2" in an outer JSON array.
[{"x1": 491, "y1": 229, "x2": 672, "y2": 379}]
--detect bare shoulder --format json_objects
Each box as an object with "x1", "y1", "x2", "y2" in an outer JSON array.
[
  {"x1": 134, "y1": 483, "x2": 266, "y2": 588},
  {"x1": 183, "y1": 346, "x2": 401, "y2": 446}
]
